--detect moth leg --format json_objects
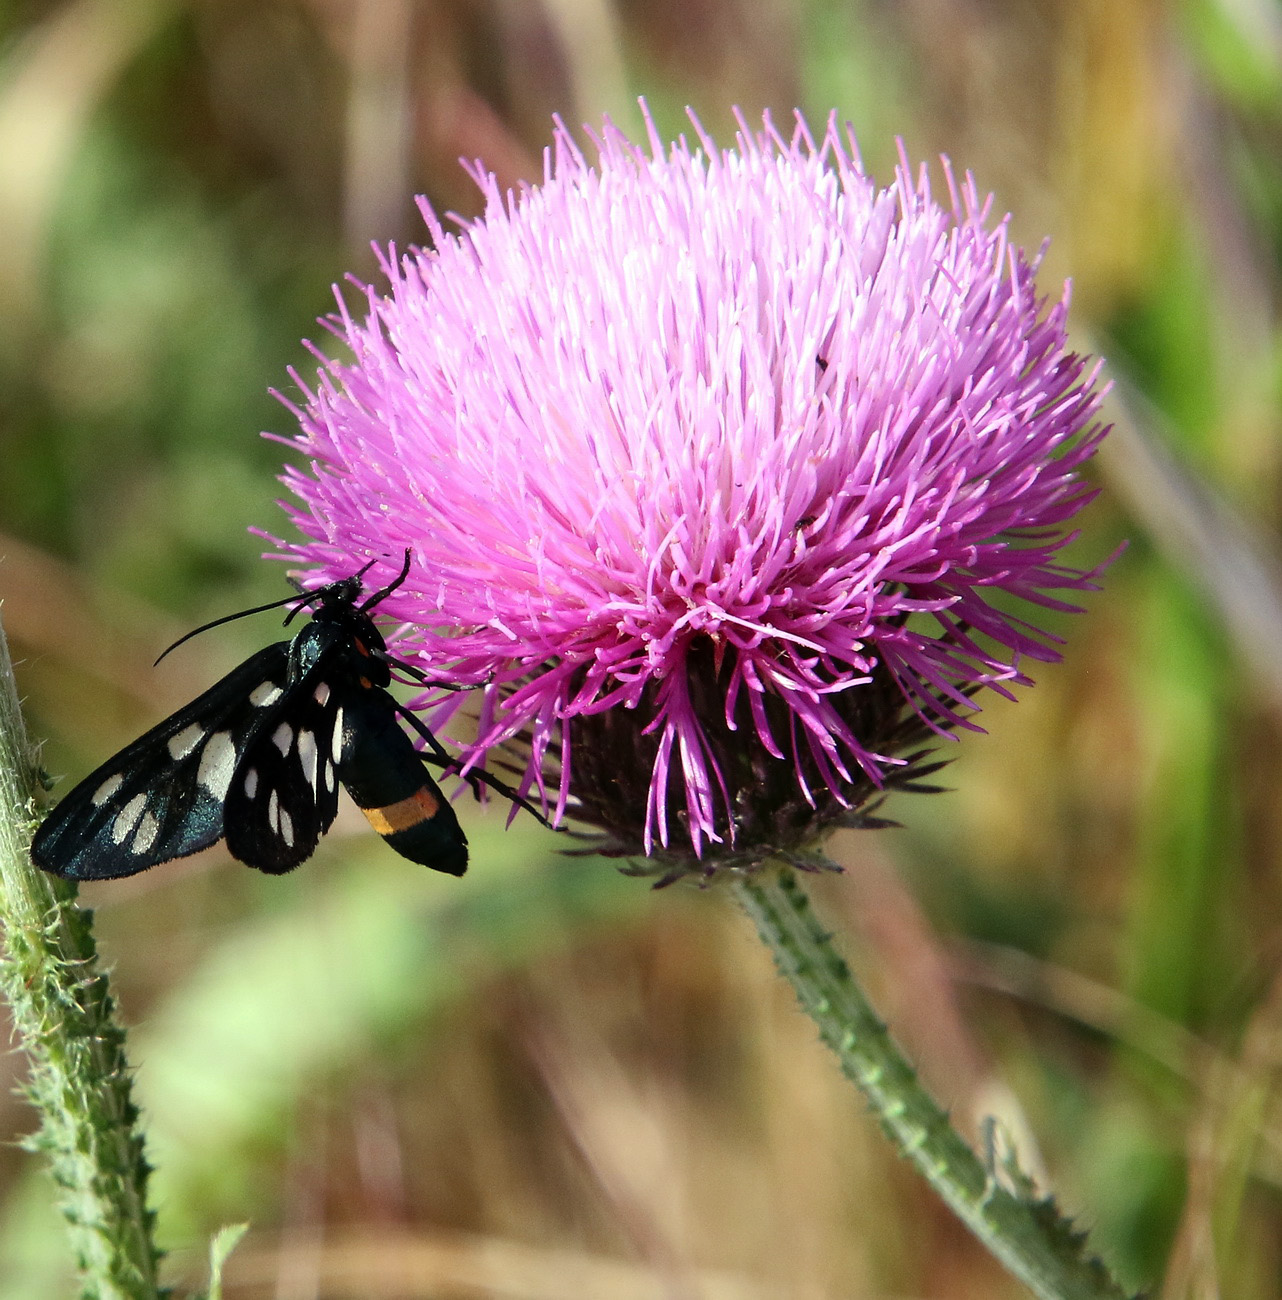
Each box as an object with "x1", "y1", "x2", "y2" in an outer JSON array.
[
  {"x1": 391, "y1": 701, "x2": 553, "y2": 829},
  {"x1": 377, "y1": 651, "x2": 467, "y2": 690}
]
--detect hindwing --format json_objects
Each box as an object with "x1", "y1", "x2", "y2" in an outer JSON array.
[{"x1": 222, "y1": 673, "x2": 344, "y2": 873}]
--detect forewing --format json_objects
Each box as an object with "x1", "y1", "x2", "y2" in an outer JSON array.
[
  {"x1": 222, "y1": 671, "x2": 343, "y2": 873},
  {"x1": 32, "y1": 645, "x2": 292, "y2": 880}
]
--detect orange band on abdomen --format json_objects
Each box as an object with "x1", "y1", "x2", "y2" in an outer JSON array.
[{"x1": 361, "y1": 787, "x2": 441, "y2": 835}]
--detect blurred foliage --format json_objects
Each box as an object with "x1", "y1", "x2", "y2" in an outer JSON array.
[{"x1": 2, "y1": 0, "x2": 1282, "y2": 1296}]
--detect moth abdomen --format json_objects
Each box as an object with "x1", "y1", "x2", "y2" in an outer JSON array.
[{"x1": 336, "y1": 688, "x2": 468, "y2": 876}]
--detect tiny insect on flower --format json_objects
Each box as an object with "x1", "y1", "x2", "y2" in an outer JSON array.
[
  {"x1": 30, "y1": 555, "x2": 541, "y2": 880},
  {"x1": 268, "y1": 105, "x2": 1112, "y2": 874}
]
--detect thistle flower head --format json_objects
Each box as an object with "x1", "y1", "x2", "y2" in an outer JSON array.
[{"x1": 269, "y1": 107, "x2": 1110, "y2": 871}]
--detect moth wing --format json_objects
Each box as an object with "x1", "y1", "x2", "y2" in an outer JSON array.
[
  {"x1": 31, "y1": 645, "x2": 292, "y2": 880},
  {"x1": 222, "y1": 669, "x2": 343, "y2": 874}
]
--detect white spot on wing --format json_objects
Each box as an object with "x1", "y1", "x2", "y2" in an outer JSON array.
[
  {"x1": 111, "y1": 794, "x2": 146, "y2": 845},
  {"x1": 322, "y1": 760, "x2": 334, "y2": 792},
  {"x1": 268, "y1": 789, "x2": 279, "y2": 829},
  {"x1": 167, "y1": 722, "x2": 203, "y2": 761},
  {"x1": 272, "y1": 723, "x2": 293, "y2": 757},
  {"x1": 132, "y1": 812, "x2": 159, "y2": 854},
  {"x1": 92, "y1": 773, "x2": 123, "y2": 806},
  {"x1": 197, "y1": 732, "x2": 236, "y2": 802},
  {"x1": 298, "y1": 730, "x2": 318, "y2": 790},
  {"x1": 250, "y1": 681, "x2": 282, "y2": 707},
  {"x1": 279, "y1": 807, "x2": 294, "y2": 848},
  {"x1": 243, "y1": 768, "x2": 258, "y2": 799},
  {"x1": 314, "y1": 683, "x2": 330, "y2": 706},
  {"x1": 331, "y1": 706, "x2": 344, "y2": 764}
]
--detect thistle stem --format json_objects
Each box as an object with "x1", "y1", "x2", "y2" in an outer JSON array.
[
  {"x1": 733, "y1": 866, "x2": 1134, "y2": 1300},
  {"x1": 0, "y1": 614, "x2": 162, "y2": 1298}
]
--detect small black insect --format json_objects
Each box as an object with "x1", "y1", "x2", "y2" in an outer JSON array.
[{"x1": 31, "y1": 554, "x2": 527, "y2": 880}]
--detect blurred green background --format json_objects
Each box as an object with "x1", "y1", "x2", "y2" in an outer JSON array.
[{"x1": 2, "y1": 0, "x2": 1281, "y2": 1296}]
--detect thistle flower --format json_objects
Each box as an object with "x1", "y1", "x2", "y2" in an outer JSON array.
[{"x1": 269, "y1": 107, "x2": 1109, "y2": 872}]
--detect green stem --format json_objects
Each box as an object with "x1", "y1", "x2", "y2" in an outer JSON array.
[
  {"x1": 0, "y1": 613, "x2": 162, "y2": 1298},
  {"x1": 733, "y1": 866, "x2": 1136, "y2": 1300}
]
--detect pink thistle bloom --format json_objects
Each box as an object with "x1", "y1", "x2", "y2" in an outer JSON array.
[{"x1": 268, "y1": 108, "x2": 1110, "y2": 870}]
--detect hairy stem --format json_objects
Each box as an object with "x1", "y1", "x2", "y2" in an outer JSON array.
[
  {"x1": 733, "y1": 866, "x2": 1136, "y2": 1300},
  {"x1": 0, "y1": 614, "x2": 162, "y2": 1298}
]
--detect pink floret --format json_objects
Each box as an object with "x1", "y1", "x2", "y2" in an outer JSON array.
[{"x1": 269, "y1": 106, "x2": 1110, "y2": 857}]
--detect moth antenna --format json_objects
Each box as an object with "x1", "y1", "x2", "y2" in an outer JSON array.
[
  {"x1": 360, "y1": 549, "x2": 413, "y2": 611},
  {"x1": 280, "y1": 583, "x2": 336, "y2": 627},
  {"x1": 282, "y1": 557, "x2": 384, "y2": 627},
  {"x1": 154, "y1": 589, "x2": 319, "y2": 666},
  {"x1": 156, "y1": 550, "x2": 394, "y2": 664}
]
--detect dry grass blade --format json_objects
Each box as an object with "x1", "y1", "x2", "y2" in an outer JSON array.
[
  {"x1": 200, "y1": 1226, "x2": 895, "y2": 1300},
  {"x1": 1099, "y1": 380, "x2": 1282, "y2": 717}
]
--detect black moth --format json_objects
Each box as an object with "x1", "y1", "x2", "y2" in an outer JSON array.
[{"x1": 32, "y1": 554, "x2": 519, "y2": 881}]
